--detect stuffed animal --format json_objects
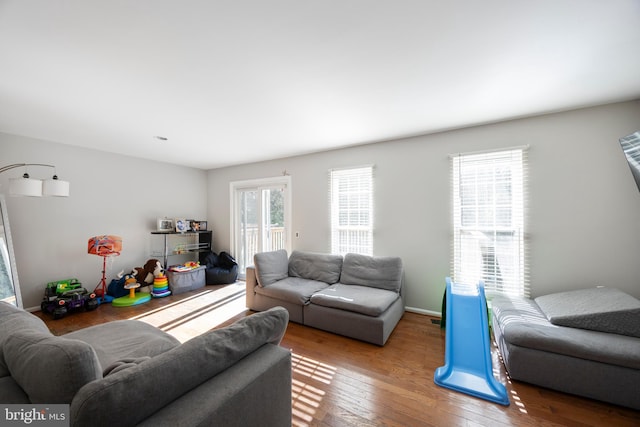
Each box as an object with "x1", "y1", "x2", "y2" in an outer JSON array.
[
  {"x1": 152, "y1": 260, "x2": 164, "y2": 278},
  {"x1": 132, "y1": 259, "x2": 160, "y2": 293},
  {"x1": 135, "y1": 259, "x2": 161, "y2": 286}
]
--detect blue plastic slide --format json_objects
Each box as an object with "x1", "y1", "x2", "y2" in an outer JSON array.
[{"x1": 434, "y1": 277, "x2": 509, "y2": 406}]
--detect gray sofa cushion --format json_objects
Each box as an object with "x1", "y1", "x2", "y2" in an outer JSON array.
[
  {"x1": 4, "y1": 331, "x2": 102, "y2": 403},
  {"x1": 103, "y1": 357, "x2": 151, "y2": 376},
  {"x1": 65, "y1": 320, "x2": 180, "y2": 372},
  {"x1": 288, "y1": 251, "x2": 343, "y2": 284},
  {"x1": 0, "y1": 302, "x2": 51, "y2": 376},
  {"x1": 534, "y1": 287, "x2": 640, "y2": 337},
  {"x1": 71, "y1": 307, "x2": 289, "y2": 427},
  {"x1": 254, "y1": 249, "x2": 289, "y2": 287},
  {"x1": 255, "y1": 277, "x2": 329, "y2": 305},
  {"x1": 492, "y1": 295, "x2": 640, "y2": 370},
  {"x1": 339, "y1": 253, "x2": 403, "y2": 292},
  {"x1": 310, "y1": 284, "x2": 400, "y2": 316}
]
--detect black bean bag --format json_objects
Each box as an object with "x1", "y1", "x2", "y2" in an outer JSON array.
[{"x1": 203, "y1": 251, "x2": 239, "y2": 285}]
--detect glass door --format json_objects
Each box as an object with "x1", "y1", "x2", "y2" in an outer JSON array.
[{"x1": 232, "y1": 177, "x2": 291, "y2": 278}]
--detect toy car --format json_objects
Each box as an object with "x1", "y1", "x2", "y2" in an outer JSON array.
[
  {"x1": 41, "y1": 279, "x2": 99, "y2": 319},
  {"x1": 43, "y1": 278, "x2": 83, "y2": 302}
]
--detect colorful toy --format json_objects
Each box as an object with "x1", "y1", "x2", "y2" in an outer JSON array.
[
  {"x1": 151, "y1": 260, "x2": 171, "y2": 298},
  {"x1": 124, "y1": 277, "x2": 140, "y2": 298},
  {"x1": 112, "y1": 272, "x2": 151, "y2": 307},
  {"x1": 151, "y1": 273, "x2": 171, "y2": 298},
  {"x1": 168, "y1": 261, "x2": 201, "y2": 272},
  {"x1": 41, "y1": 278, "x2": 99, "y2": 320},
  {"x1": 43, "y1": 278, "x2": 83, "y2": 299}
]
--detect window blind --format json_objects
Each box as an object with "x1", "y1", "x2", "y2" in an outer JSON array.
[
  {"x1": 329, "y1": 166, "x2": 373, "y2": 255},
  {"x1": 451, "y1": 147, "x2": 529, "y2": 298}
]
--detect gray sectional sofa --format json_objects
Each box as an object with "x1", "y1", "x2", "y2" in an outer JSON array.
[
  {"x1": 246, "y1": 249, "x2": 404, "y2": 346},
  {"x1": 491, "y1": 287, "x2": 640, "y2": 410},
  {"x1": 0, "y1": 302, "x2": 292, "y2": 427}
]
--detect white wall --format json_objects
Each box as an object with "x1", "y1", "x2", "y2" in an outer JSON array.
[
  {"x1": 2, "y1": 101, "x2": 639, "y2": 313},
  {"x1": 208, "y1": 101, "x2": 640, "y2": 314},
  {"x1": 0, "y1": 133, "x2": 207, "y2": 309}
]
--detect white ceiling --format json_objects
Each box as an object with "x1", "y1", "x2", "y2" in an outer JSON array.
[{"x1": 1, "y1": 1, "x2": 639, "y2": 170}]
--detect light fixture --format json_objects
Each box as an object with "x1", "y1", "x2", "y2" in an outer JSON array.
[{"x1": 0, "y1": 163, "x2": 70, "y2": 197}]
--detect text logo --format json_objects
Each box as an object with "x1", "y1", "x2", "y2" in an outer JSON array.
[{"x1": 0, "y1": 405, "x2": 68, "y2": 427}]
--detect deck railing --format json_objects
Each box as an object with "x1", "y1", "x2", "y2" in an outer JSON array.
[{"x1": 239, "y1": 226, "x2": 286, "y2": 271}]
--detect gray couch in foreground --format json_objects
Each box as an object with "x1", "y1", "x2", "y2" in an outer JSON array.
[
  {"x1": 491, "y1": 287, "x2": 640, "y2": 410},
  {"x1": 246, "y1": 250, "x2": 404, "y2": 346},
  {"x1": 0, "y1": 302, "x2": 292, "y2": 427}
]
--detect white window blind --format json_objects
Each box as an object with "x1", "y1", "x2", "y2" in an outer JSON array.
[
  {"x1": 330, "y1": 166, "x2": 373, "y2": 256},
  {"x1": 451, "y1": 148, "x2": 529, "y2": 298}
]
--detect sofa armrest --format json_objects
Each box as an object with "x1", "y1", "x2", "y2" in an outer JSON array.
[{"x1": 246, "y1": 266, "x2": 258, "y2": 309}]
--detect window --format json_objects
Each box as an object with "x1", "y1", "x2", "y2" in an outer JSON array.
[
  {"x1": 451, "y1": 148, "x2": 529, "y2": 297},
  {"x1": 330, "y1": 166, "x2": 373, "y2": 255}
]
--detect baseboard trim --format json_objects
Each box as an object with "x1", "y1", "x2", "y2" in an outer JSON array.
[{"x1": 405, "y1": 306, "x2": 441, "y2": 317}]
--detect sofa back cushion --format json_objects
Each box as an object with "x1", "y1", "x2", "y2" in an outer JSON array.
[
  {"x1": 340, "y1": 253, "x2": 403, "y2": 292},
  {"x1": 71, "y1": 307, "x2": 290, "y2": 427},
  {"x1": 254, "y1": 249, "x2": 289, "y2": 287},
  {"x1": 288, "y1": 251, "x2": 343, "y2": 284},
  {"x1": 535, "y1": 287, "x2": 640, "y2": 337},
  {"x1": 4, "y1": 331, "x2": 102, "y2": 403},
  {"x1": 0, "y1": 302, "x2": 51, "y2": 377}
]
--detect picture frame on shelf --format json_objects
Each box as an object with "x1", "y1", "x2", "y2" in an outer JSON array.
[
  {"x1": 190, "y1": 220, "x2": 207, "y2": 231},
  {"x1": 175, "y1": 218, "x2": 189, "y2": 233},
  {"x1": 157, "y1": 218, "x2": 174, "y2": 232}
]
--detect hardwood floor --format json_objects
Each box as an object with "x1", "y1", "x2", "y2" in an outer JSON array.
[{"x1": 35, "y1": 284, "x2": 639, "y2": 427}]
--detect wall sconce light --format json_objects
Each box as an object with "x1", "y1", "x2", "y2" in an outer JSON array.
[{"x1": 0, "y1": 163, "x2": 70, "y2": 197}]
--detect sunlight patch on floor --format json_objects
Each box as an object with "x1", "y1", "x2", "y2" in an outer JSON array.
[
  {"x1": 291, "y1": 353, "x2": 336, "y2": 427},
  {"x1": 127, "y1": 283, "x2": 247, "y2": 342},
  {"x1": 511, "y1": 390, "x2": 527, "y2": 414},
  {"x1": 493, "y1": 340, "x2": 528, "y2": 414}
]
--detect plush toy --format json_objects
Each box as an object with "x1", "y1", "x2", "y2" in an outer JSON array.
[
  {"x1": 135, "y1": 259, "x2": 161, "y2": 288},
  {"x1": 152, "y1": 260, "x2": 164, "y2": 277}
]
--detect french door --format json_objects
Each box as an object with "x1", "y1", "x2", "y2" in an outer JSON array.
[{"x1": 231, "y1": 176, "x2": 291, "y2": 278}]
